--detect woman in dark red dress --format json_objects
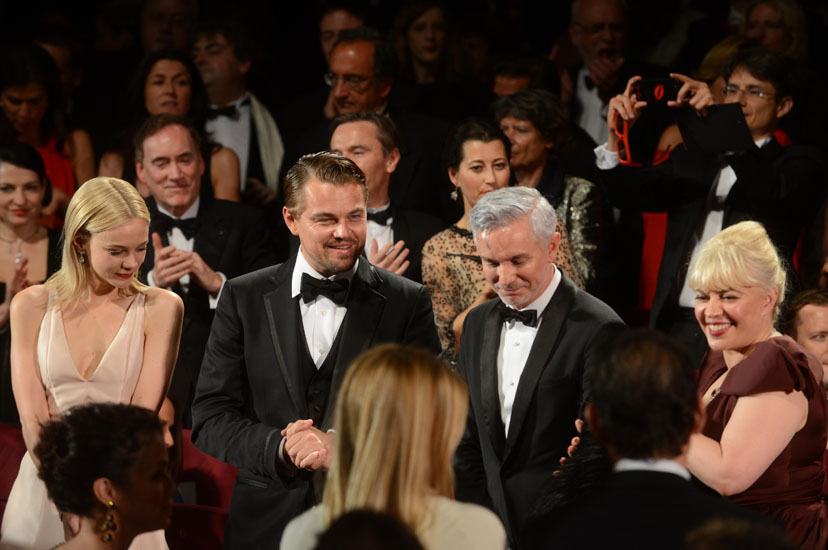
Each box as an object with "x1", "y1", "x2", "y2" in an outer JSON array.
[{"x1": 686, "y1": 221, "x2": 828, "y2": 548}]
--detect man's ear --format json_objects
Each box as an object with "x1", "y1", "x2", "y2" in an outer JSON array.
[
  {"x1": 385, "y1": 147, "x2": 401, "y2": 175},
  {"x1": 135, "y1": 160, "x2": 146, "y2": 185},
  {"x1": 283, "y1": 206, "x2": 299, "y2": 236},
  {"x1": 776, "y1": 96, "x2": 793, "y2": 120},
  {"x1": 547, "y1": 231, "x2": 561, "y2": 264},
  {"x1": 239, "y1": 58, "x2": 252, "y2": 77},
  {"x1": 585, "y1": 402, "x2": 604, "y2": 444},
  {"x1": 377, "y1": 76, "x2": 394, "y2": 102}
]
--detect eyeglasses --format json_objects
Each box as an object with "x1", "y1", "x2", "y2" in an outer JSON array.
[
  {"x1": 613, "y1": 112, "x2": 636, "y2": 166},
  {"x1": 722, "y1": 84, "x2": 775, "y2": 100},
  {"x1": 324, "y1": 71, "x2": 372, "y2": 90}
]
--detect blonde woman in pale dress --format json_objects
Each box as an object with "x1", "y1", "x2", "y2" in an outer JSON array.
[{"x1": 0, "y1": 177, "x2": 183, "y2": 550}]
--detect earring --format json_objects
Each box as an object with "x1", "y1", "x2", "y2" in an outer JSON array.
[
  {"x1": 450, "y1": 187, "x2": 459, "y2": 201},
  {"x1": 101, "y1": 501, "x2": 117, "y2": 542},
  {"x1": 79, "y1": 255, "x2": 85, "y2": 264}
]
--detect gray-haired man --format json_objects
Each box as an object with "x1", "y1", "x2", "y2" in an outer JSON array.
[{"x1": 453, "y1": 187, "x2": 625, "y2": 549}]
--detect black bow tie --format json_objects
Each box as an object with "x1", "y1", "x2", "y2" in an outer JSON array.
[
  {"x1": 300, "y1": 273, "x2": 349, "y2": 305},
  {"x1": 367, "y1": 209, "x2": 392, "y2": 225},
  {"x1": 497, "y1": 301, "x2": 538, "y2": 327},
  {"x1": 155, "y1": 212, "x2": 199, "y2": 239},
  {"x1": 207, "y1": 98, "x2": 250, "y2": 120}
]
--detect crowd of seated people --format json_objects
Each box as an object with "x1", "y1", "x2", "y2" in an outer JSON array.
[{"x1": 1, "y1": 0, "x2": 827, "y2": 548}]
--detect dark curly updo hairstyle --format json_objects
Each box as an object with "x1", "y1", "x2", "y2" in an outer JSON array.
[{"x1": 34, "y1": 403, "x2": 163, "y2": 516}]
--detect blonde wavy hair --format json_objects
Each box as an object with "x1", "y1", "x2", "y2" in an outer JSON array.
[
  {"x1": 45, "y1": 177, "x2": 150, "y2": 304},
  {"x1": 322, "y1": 344, "x2": 468, "y2": 532},
  {"x1": 688, "y1": 221, "x2": 786, "y2": 321}
]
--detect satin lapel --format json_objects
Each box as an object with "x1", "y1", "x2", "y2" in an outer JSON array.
[
  {"x1": 263, "y1": 255, "x2": 307, "y2": 418},
  {"x1": 480, "y1": 302, "x2": 507, "y2": 459},
  {"x1": 321, "y1": 259, "x2": 385, "y2": 428},
  {"x1": 503, "y1": 275, "x2": 576, "y2": 462}
]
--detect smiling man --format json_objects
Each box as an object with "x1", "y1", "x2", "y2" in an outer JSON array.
[
  {"x1": 135, "y1": 114, "x2": 277, "y2": 427},
  {"x1": 191, "y1": 151, "x2": 440, "y2": 548},
  {"x1": 454, "y1": 186, "x2": 624, "y2": 549}
]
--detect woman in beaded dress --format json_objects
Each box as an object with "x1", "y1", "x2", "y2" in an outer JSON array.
[{"x1": 422, "y1": 118, "x2": 583, "y2": 361}]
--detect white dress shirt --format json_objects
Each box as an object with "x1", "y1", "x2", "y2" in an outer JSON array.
[
  {"x1": 147, "y1": 197, "x2": 226, "y2": 309},
  {"x1": 291, "y1": 249, "x2": 357, "y2": 368},
  {"x1": 615, "y1": 458, "x2": 691, "y2": 480},
  {"x1": 594, "y1": 137, "x2": 771, "y2": 307},
  {"x1": 498, "y1": 267, "x2": 561, "y2": 435},
  {"x1": 206, "y1": 93, "x2": 251, "y2": 190},
  {"x1": 574, "y1": 67, "x2": 609, "y2": 145},
  {"x1": 366, "y1": 202, "x2": 394, "y2": 252}
]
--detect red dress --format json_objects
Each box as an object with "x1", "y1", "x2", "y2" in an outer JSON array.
[{"x1": 698, "y1": 336, "x2": 828, "y2": 548}]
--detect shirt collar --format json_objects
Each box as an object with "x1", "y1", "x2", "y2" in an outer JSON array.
[
  {"x1": 367, "y1": 202, "x2": 391, "y2": 214},
  {"x1": 209, "y1": 92, "x2": 251, "y2": 111},
  {"x1": 291, "y1": 247, "x2": 359, "y2": 298},
  {"x1": 614, "y1": 458, "x2": 691, "y2": 480},
  {"x1": 505, "y1": 266, "x2": 560, "y2": 322},
  {"x1": 156, "y1": 196, "x2": 200, "y2": 220}
]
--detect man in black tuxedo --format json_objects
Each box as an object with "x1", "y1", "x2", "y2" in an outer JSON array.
[
  {"x1": 191, "y1": 151, "x2": 441, "y2": 548},
  {"x1": 454, "y1": 186, "x2": 625, "y2": 549},
  {"x1": 330, "y1": 112, "x2": 445, "y2": 284},
  {"x1": 287, "y1": 27, "x2": 454, "y2": 223},
  {"x1": 525, "y1": 330, "x2": 775, "y2": 549},
  {"x1": 135, "y1": 114, "x2": 278, "y2": 427}
]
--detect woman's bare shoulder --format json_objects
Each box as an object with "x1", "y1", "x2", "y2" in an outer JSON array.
[
  {"x1": 144, "y1": 287, "x2": 184, "y2": 318},
  {"x1": 10, "y1": 285, "x2": 50, "y2": 320}
]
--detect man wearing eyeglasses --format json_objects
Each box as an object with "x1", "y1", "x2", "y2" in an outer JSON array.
[
  {"x1": 593, "y1": 48, "x2": 824, "y2": 364},
  {"x1": 288, "y1": 27, "x2": 454, "y2": 224}
]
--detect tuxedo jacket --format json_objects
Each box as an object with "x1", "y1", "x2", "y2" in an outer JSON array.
[
  {"x1": 139, "y1": 197, "x2": 278, "y2": 426},
  {"x1": 390, "y1": 206, "x2": 445, "y2": 284},
  {"x1": 191, "y1": 255, "x2": 440, "y2": 549},
  {"x1": 527, "y1": 470, "x2": 767, "y2": 550},
  {"x1": 454, "y1": 274, "x2": 624, "y2": 549},
  {"x1": 602, "y1": 138, "x2": 825, "y2": 332}
]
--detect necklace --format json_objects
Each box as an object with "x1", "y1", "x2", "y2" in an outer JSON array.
[{"x1": 0, "y1": 224, "x2": 43, "y2": 254}]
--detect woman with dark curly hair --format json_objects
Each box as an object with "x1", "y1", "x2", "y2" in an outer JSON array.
[
  {"x1": 98, "y1": 48, "x2": 240, "y2": 202},
  {"x1": 34, "y1": 402, "x2": 175, "y2": 550}
]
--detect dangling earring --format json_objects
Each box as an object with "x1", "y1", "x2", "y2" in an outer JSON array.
[
  {"x1": 78, "y1": 254, "x2": 85, "y2": 264},
  {"x1": 101, "y1": 500, "x2": 117, "y2": 542},
  {"x1": 450, "y1": 186, "x2": 459, "y2": 201}
]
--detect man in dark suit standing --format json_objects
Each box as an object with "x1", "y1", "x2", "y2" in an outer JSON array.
[
  {"x1": 525, "y1": 330, "x2": 775, "y2": 549},
  {"x1": 135, "y1": 114, "x2": 278, "y2": 428},
  {"x1": 330, "y1": 112, "x2": 445, "y2": 284},
  {"x1": 191, "y1": 151, "x2": 441, "y2": 549},
  {"x1": 454, "y1": 186, "x2": 625, "y2": 549}
]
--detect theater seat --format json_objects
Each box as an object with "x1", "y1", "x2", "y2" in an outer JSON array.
[
  {"x1": 166, "y1": 503, "x2": 228, "y2": 550},
  {"x1": 177, "y1": 429, "x2": 238, "y2": 509},
  {"x1": 0, "y1": 423, "x2": 26, "y2": 527}
]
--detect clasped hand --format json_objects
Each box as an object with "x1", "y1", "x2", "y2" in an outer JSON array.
[
  {"x1": 281, "y1": 419, "x2": 335, "y2": 471},
  {"x1": 150, "y1": 232, "x2": 222, "y2": 295},
  {"x1": 606, "y1": 73, "x2": 714, "y2": 152}
]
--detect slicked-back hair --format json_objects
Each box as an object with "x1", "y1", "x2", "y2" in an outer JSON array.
[
  {"x1": 283, "y1": 152, "x2": 367, "y2": 217},
  {"x1": 443, "y1": 117, "x2": 510, "y2": 173},
  {"x1": 491, "y1": 89, "x2": 574, "y2": 160},
  {"x1": 134, "y1": 113, "x2": 202, "y2": 164},
  {"x1": 723, "y1": 48, "x2": 796, "y2": 99},
  {"x1": 592, "y1": 330, "x2": 698, "y2": 459},
  {"x1": 330, "y1": 112, "x2": 402, "y2": 154},
  {"x1": 333, "y1": 27, "x2": 398, "y2": 80},
  {"x1": 785, "y1": 289, "x2": 828, "y2": 339},
  {"x1": 469, "y1": 186, "x2": 557, "y2": 248},
  {"x1": 35, "y1": 403, "x2": 163, "y2": 516}
]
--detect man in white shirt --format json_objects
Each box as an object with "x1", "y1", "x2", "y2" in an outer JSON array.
[
  {"x1": 454, "y1": 186, "x2": 624, "y2": 549},
  {"x1": 529, "y1": 330, "x2": 768, "y2": 549},
  {"x1": 191, "y1": 151, "x2": 440, "y2": 548},
  {"x1": 192, "y1": 21, "x2": 284, "y2": 201},
  {"x1": 135, "y1": 113, "x2": 278, "y2": 426},
  {"x1": 330, "y1": 112, "x2": 444, "y2": 283},
  {"x1": 594, "y1": 48, "x2": 824, "y2": 364}
]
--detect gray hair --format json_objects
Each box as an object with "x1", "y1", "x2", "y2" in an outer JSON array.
[{"x1": 469, "y1": 187, "x2": 558, "y2": 247}]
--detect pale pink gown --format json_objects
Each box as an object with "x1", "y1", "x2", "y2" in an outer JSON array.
[{"x1": 0, "y1": 293, "x2": 167, "y2": 550}]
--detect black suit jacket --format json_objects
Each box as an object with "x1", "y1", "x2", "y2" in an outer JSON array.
[
  {"x1": 390, "y1": 206, "x2": 445, "y2": 284},
  {"x1": 454, "y1": 274, "x2": 624, "y2": 549},
  {"x1": 191, "y1": 255, "x2": 440, "y2": 549},
  {"x1": 528, "y1": 470, "x2": 767, "y2": 550},
  {"x1": 601, "y1": 138, "x2": 825, "y2": 332},
  {"x1": 139, "y1": 197, "x2": 278, "y2": 426}
]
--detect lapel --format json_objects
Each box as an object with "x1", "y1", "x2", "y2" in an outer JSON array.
[
  {"x1": 321, "y1": 258, "x2": 385, "y2": 428},
  {"x1": 479, "y1": 302, "x2": 507, "y2": 459},
  {"x1": 191, "y1": 197, "x2": 225, "y2": 272},
  {"x1": 263, "y1": 255, "x2": 307, "y2": 419},
  {"x1": 502, "y1": 274, "x2": 577, "y2": 462}
]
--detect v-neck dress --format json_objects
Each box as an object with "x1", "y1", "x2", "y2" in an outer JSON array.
[{"x1": 0, "y1": 293, "x2": 167, "y2": 550}]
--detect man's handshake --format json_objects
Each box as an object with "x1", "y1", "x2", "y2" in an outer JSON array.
[{"x1": 281, "y1": 419, "x2": 335, "y2": 471}]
